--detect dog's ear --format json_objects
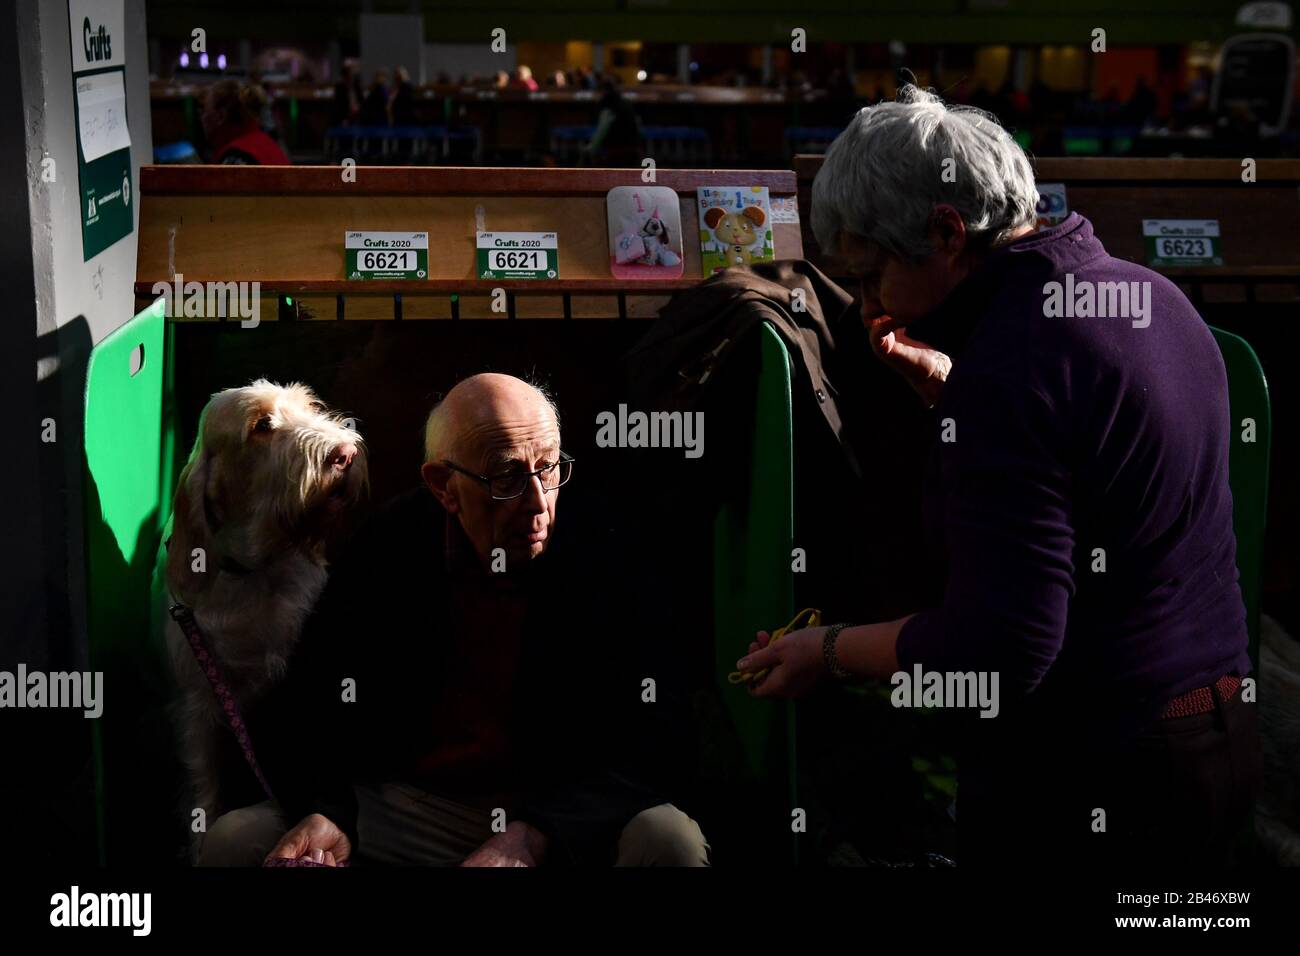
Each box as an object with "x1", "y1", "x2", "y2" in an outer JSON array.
[
  {"x1": 704, "y1": 207, "x2": 726, "y2": 229},
  {"x1": 742, "y1": 206, "x2": 766, "y2": 226},
  {"x1": 166, "y1": 444, "x2": 216, "y2": 601}
]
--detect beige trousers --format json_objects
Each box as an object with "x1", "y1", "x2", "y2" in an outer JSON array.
[{"x1": 198, "y1": 782, "x2": 710, "y2": 867}]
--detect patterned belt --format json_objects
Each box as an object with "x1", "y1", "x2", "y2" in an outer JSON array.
[{"x1": 1160, "y1": 673, "x2": 1242, "y2": 719}]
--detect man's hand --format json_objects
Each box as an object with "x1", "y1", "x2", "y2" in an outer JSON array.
[
  {"x1": 736, "y1": 627, "x2": 827, "y2": 699},
  {"x1": 867, "y1": 314, "x2": 951, "y2": 409},
  {"x1": 266, "y1": 813, "x2": 352, "y2": 867},
  {"x1": 460, "y1": 820, "x2": 548, "y2": 868}
]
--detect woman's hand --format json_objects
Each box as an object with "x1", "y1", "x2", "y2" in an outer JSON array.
[
  {"x1": 266, "y1": 813, "x2": 351, "y2": 866},
  {"x1": 736, "y1": 627, "x2": 828, "y2": 699},
  {"x1": 867, "y1": 314, "x2": 951, "y2": 409}
]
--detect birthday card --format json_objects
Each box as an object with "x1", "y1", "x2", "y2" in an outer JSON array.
[
  {"x1": 697, "y1": 186, "x2": 775, "y2": 274},
  {"x1": 605, "y1": 186, "x2": 684, "y2": 280}
]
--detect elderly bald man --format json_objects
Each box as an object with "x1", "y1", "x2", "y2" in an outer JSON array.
[{"x1": 201, "y1": 373, "x2": 708, "y2": 866}]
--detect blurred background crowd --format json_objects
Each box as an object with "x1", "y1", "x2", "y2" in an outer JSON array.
[{"x1": 145, "y1": 1, "x2": 1299, "y2": 168}]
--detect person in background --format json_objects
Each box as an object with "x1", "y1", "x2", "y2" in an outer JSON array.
[
  {"x1": 1124, "y1": 77, "x2": 1158, "y2": 129},
  {"x1": 548, "y1": 70, "x2": 568, "y2": 88},
  {"x1": 494, "y1": 70, "x2": 510, "y2": 89},
  {"x1": 201, "y1": 80, "x2": 290, "y2": 165},
  {"x1": 331, "y1": 59, "x2": 362, "y2": 127},
  {"x1": 387, "y1": 66, "x2": 416, "y2": 127},
  {"x1": 586, "y1": 78, "x2": 641, "y2": 167},
  {"x1": 825, "y1": 67, "x2": 860, "y2": 127},
  {"x1": 514, "y1": 65, "x2": 539, "y2": 91},
  {"x1": 246, "y1": 69, "x2": 283, "y2": 142},
  {"x1": 359, "y1": 70, "x2": 390, "y2": 126}
]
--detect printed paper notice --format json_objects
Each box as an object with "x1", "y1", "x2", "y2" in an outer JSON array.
[{"x1": 76, "y1": 71, "x2": 131, "y2": 163}]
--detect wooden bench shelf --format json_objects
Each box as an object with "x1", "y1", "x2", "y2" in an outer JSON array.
[
  {"x1": 793, "y1": 155, "x2": 1300, "y2": 304},
  {"x1": 135, "y1": 165, "x2": 803, "y2": 320}
]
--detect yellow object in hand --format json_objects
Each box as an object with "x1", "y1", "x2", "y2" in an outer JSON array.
[{"x1": 728, "y1": 608, "x2": 822, "y2": 684}]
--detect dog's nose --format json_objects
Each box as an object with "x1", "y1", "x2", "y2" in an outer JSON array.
[{"x1": 328, "y1": 443, "x2": 358, "y2": 471}]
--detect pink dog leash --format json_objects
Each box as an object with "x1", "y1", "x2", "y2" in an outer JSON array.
[
  {"x1": 170, "y1": 602, "x2": 347, "y2": 868},
  {"x1": 169, "y1": 602, "x2": 277, "y2": 802}
]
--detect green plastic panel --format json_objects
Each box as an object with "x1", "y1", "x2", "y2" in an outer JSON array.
[
  {"x1": 83, "y1": 297, "x2": 175, "y2": 864},
  {"x1": 1209, "y1": 326, "x2": 1271, "y2": 669},
  {"x1": 712, "y1": 322, "x2": 797, "y2": 855}
]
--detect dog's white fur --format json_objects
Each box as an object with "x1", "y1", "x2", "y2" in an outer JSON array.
[{"x1": 164, "y1": 380, "x2": 367, "y2": 849}]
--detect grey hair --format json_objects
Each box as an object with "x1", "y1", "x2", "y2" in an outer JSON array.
[
  {"x1": 423, "y1": 399, "x2": 456, "y2": 464},
  {"x1": 422, "y1": 375, "x2": 561, "y2": 464},
  {"x1": 810, "y1": 84, "x2": 1038, "y2": 262}
]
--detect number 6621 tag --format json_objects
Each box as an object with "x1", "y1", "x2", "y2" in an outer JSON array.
[
  {"x1": 345, "y1": 231, "x2": 429, "y2": 280},
  {"x1": 477, "y1": 232, "x2": 559, "y2": 280}
]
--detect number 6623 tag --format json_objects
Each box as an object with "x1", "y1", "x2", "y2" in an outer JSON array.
[{"x1": 1143, "y1": 220, "x2": 1223, "y2": 267}]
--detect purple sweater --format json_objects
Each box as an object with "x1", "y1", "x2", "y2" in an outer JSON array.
[{"x1": 896, "y1": 213, "x2": 1251, "y2": 741}]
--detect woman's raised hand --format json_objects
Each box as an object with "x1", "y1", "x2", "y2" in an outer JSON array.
[{"x1": 867, "y1": 314, "x2": 952, "y2": 409}]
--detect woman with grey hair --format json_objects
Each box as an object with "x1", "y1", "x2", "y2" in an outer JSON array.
[{"x1": 736, "y1": 86, "x2": 1259, "y2": 867}]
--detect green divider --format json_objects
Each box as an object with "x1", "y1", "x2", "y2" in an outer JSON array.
[
  {"x1": 1209, "y1": 326, "x2": 1270, "y2": 862},
  {"x1": 712, "y1": 322, "x2": 797, "y2": 861},
  {"x1": 1209, "y1": 327, "x2": 1271, "y2": 669},
  {"x1": 83, "y1": 298, "x2": 173, "y2": 864}
]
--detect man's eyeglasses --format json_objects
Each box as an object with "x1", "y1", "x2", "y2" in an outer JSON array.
[{"x1": 442, "y1": 452, "x2": 575, "y2": 501}]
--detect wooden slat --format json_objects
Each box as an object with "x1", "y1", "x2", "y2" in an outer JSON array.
[
  {"x1": 795, "y1": 154, "x2": 1300, "y2": 184},
  {"x1": 1255, "y1": 283, "x2": 1300, "y2": 303},
  {"x1": 140, "y1": 165, "x2": 799, "y2": 197},
  {"x1": 1158, "y1": 266, "x2": 1300, "y2": 278},
  {"x1": 793, "y1": 154, "x2": 1300, "y2": 281},
  {"x1": 293, "y1": 295, "x2": 337, "y2": 321},
  {"x1": 137, "y1": 190, "x2": 802, "y2": 287},
  {"x1": 457, "y1": 296, "x2": 509, "y2": 320},
  {"x1": 627, "y1": 295, "x2": 673, "y2": 319},
  {"x1": 137, "y1": 165, "x2": 804, "y2": 320},
  {"x1": 138, "y1": 278, "x2": 713, "y2": 295},
  {"x1": 1033, "y1": 158, "x2": 1300, "y2": 183},
  {"x1": 1202, "y1": 284, "x2": 1249, "y2": 304},
  {"x1": 1061, "y1": 184, "x2": 1300, "y2": 269},
  {"x1": 569, "y1": 295, "x2": 622, "y2": 319},
  {"x1": 515, "y1": 296, "x2": 567, "y2": 319},
  {"x1": 343, "y1": 296, "x2": 396, "y2": 320},
  {"x1": 401, "y1": 295, "x2": 455, "y2": 320}
]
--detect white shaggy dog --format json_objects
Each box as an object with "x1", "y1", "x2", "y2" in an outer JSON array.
[{"x1": 164, "y1": 380, "x2": 367, "y2": 848}]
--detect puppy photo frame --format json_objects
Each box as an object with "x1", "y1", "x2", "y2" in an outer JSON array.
[{"x1": 605, "y1": 186, "x2": 685, "y2": 280}]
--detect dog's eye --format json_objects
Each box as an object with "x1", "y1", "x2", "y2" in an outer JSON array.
[
  {"x1": 309, "y1": 400, "x2": 326, "y2": 413},
  {"x1": 253, "y1": 415, "x2": 273, "y2": 433}
]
